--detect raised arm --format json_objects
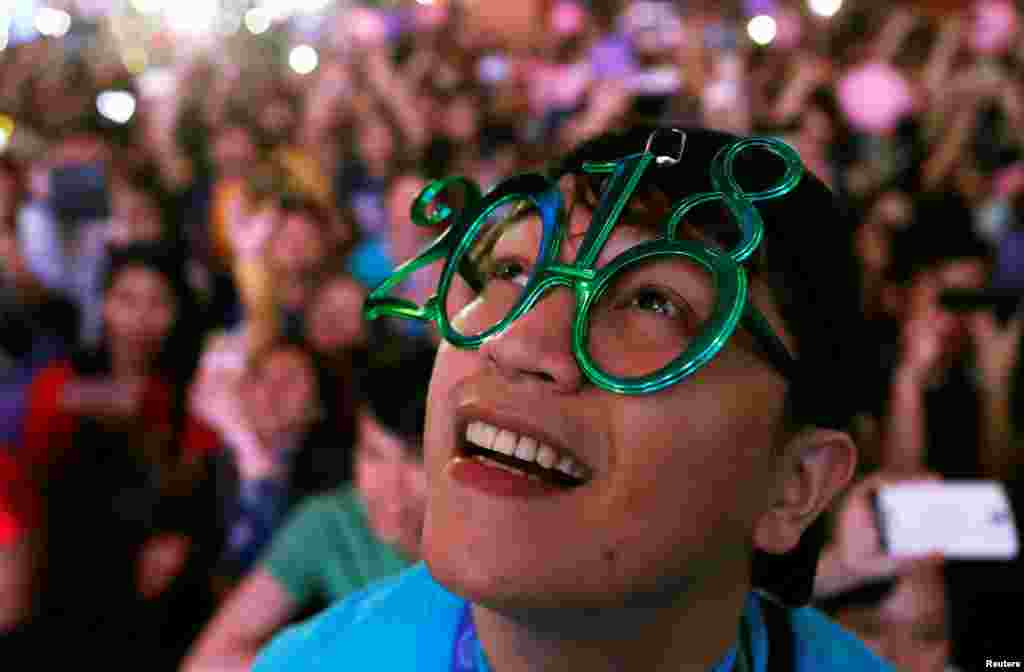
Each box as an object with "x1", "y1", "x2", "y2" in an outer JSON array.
[{"x1": 181, "y1": 569, "x2": 297, "y2": 672}]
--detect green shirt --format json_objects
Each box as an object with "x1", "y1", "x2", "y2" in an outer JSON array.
[{"x1": 261, "y1": 486, "x2": 411, "y2": 607}]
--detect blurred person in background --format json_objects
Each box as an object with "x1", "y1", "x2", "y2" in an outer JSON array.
[
  {"x1": 813, "y1": 475, "x2": 952, "y2": 672},
  {"x1": 15, "y1": 125, "x2": 114, "y2": 344},
  {"x1": 265, "y1": 196, "x2": 334, "y2": 341},
  {"x1": 197, "y1": 341, "x2": 349, "y2": 587},
  {"x1": 304, "y1": 271, "x2": 370, "y2": 484},
  {"x1": 879, "y1": 207, "x2": 1010, "y2": 479},
  {"x1": 177, "y1": 115, "x2": 264, "y2": 328},
  {"x1": 824, "y1": 568, "x2": 953, "y2": 672},
  {"x1": 182, "y1": 340, "x2": 434, "y2": 672},
  {"x1": 1, "y1": 158, "x2": 80, "y2": 449},
  {"x1": 872, "y1": 202, "x2": 1024, "y2": 666},
  {"x1": 20, "y1": 243, "x2": 219, "y2": 670}
]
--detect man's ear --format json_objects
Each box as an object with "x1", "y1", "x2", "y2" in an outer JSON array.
[{"x1": 753, "y1": 428, "x2": 857, "y2": 555}]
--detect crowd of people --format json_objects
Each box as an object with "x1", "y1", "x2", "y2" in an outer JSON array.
[{"x1": 2, "y1": 0, "x2": 1024, "y2": 669}]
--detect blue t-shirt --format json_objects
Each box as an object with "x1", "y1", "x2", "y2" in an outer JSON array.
[{"x1": 254, "y1": 563, "x2": 893, "y2": 672}]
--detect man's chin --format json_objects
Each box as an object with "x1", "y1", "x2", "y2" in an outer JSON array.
[{"x1": 422, "y1": 549, "x2": 635, "y2": 613}]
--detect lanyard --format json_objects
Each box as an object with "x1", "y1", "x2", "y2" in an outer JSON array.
[{"x1": 452, "y1": 604, "x2": 755, "y2": 672}]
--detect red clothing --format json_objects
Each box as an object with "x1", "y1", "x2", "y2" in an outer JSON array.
[
  {"x1": 0, "y1": 449, "x2": 35, "y2": 547},
  {"x1": 21, "y1": 360, "x2": 221, "y2": 476}
]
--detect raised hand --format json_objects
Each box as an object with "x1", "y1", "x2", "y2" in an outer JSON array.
[
  {"x1": 967, "y1": 309, "x2": 1024, "y2": 392},
  {"x1": 817, "y1": 472, "x2": 943, "y2": 597}
]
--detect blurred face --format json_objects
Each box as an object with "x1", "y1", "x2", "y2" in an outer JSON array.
[
  {"x1": 969, "y1": 0, "x2": 1019, "y2": 55},
  {"x1": 103, "y1": 266, "x2": 177, "y2": 359},
  {"x1": 358, "y1": 119, "x2": 396, "y2": 169},
  {"x1": 269, "y1": 212, "x2": 327, "y2": 311},
  {"x1": 259, "y1": 97, "x2": 297, "y2": 143},
  {"x1": 356, "y1": 410, "x2": 427, "y2": 557},
  {"x1": 306, "y1": 276, "x2": 367, "y2": 356},
  {"x1": 835, "y1": 568, "x2": 949, "y2": 672},
  {"x1": 245, "y1": 348, "x2": 319, "y2": 440},
  {"x1": 854, "y1": 191, "x2": 912, "y2": 281},
  {"x1": 421, "y1": 175, "x2": 795, "y2": 611},
  {"x1": 109, "y1": 184, "x2": 163, "y2": 247},
  {"x1": 910, "y1": 258, "x2": 988, "y2": 359},
  {"x1": 212, "y1": 126, "x2": 257, "y2": 179},
  {"x1": 445, "y1": 96, "x2": 481, "y2": 144}
]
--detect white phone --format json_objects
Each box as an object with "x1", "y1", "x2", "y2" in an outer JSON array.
[{"x1": 874, "y1": 481, "x2": 1019, "y2": 560}]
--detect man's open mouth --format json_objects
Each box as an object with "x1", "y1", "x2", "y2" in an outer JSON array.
[{"x1": 460, "y1": 420, "x2": 590, "y2": 488}]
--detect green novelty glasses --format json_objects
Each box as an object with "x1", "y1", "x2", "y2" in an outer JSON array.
[{"x1": 363, "y1": 130, "x2": 802, "y2": 395}]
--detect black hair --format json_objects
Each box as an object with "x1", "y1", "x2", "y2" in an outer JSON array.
[
  {"x1": 886, "y1": 194, "x2": 994, "y2": 285},
  {"x1": 356, "y1": 338, "x2": 437, "y2": 459}
]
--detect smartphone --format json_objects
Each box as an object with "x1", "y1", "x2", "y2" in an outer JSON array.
[
  {"x1": 49, "y1": 161, "x2": 111, "y2": 226},
  {"x1": 939, "y1": 287, "x2": 1022, "y2": 323},
  {"x1": 873, "y1": 481, "x2": 1019, "y2": 560}
]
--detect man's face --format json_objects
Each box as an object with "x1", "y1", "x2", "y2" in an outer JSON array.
[
  {"x1": 269, "y1": 212, "x2": 327, "y2": 311},
  {"x1": 212, "y1": 126, "x2": 257, "y2": 180},
  {"x1": 306, "y1": 275, "x2": 366, "y2": 355},
  {"x1": 421, "y1": 175, "x2": 795, "y2": 610},
  {"x1": 103, "y1": 266, "x2": 177, "y2": 360},
  {"x1": 244, "y1": 348, "x2": 319, "y2": 441},
  {"x1": 356, "y1": 410, "x2": 427, "y2": 557}
]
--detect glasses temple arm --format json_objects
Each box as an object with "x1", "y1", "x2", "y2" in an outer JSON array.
[{"x1": 741, "y1": 304, "x2": 799, "y2": 383}]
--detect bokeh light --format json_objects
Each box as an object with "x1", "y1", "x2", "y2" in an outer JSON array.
[
  {"x1": 129, "y1": 0, "x2": 165, "y2": 14},
  {"x1": 747, "y1": 14, "x2": 777, "y2": 46},
  {"x1": 0, "y1": 115, "x2": 14, "y2": 153},
  {"x1": 165, "y1": 0, "x2": 219, "y2": 35},
  {"x1": 244, "y1": 7, "x2": 272, "y2": 34},
  {"x1": 97, "y1": 91, "x2": 137, "y2": 124},
  {"x1": 298, "y1": 0, "x2": 331, "y2": 12},
  {"x1": 808, "y1": 0, "x2": 843, "y2": 18},
  {"x1": 289, "y1": 44, "x2": 318, "y2": 75},
  {"x1": 34, "y1": 7, "x2": 72, "y2": 38}
]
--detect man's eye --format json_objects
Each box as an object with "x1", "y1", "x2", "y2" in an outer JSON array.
[
  {"x1": 486, "y1": 259, "x2": 530, "y2": 286},
  {"x1": 629, "y1": 289, "x2": 681, "y2": 318}
]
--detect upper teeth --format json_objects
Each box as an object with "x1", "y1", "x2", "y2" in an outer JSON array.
[{"x1": 466, "y1": 421, "x2": 589, "y2": 481}]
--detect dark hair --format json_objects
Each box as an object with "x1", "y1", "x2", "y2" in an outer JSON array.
[
  {"x1": 886, "y1": 194, "x2": 993, "y2": 284},
  {"x1": 551, "y1": 126, "x2": 865, "y2": 607},
  {"x1": 357, "y1": 338, "x2": 437, "y2": 459},
  {"x1": 98, "y1": 242, "x2": 204, "y2": 380}
]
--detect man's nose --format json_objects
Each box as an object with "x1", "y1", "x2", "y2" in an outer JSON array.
[{"x1": 478, "y1": 284, "x2": 584, "y2": 394}]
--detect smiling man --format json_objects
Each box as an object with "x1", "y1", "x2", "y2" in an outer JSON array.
[{"x1": 253, "y1": 126, "x2": 891, "y2": 671}]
